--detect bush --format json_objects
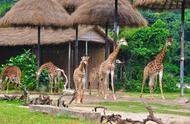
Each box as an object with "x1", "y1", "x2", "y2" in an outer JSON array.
[{"x1": 0, "y1": 50, "x2": 37, "y2": 90}]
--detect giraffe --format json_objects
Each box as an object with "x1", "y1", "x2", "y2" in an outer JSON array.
[
  {"x1": 99, "y1": 38, "x2": 128, "y2": 100},
  {"x1": 36, "y1": 62, "x2": 68, "y2": 93},
  {"x1": 69, "y1": 56, "x2": 89, "y2": 104},
  {"x1": 0, "y1": 66, "x2": 21, "y2": 93},
  {"x1": 140, "y1": 37, "x2": 173, "y2": 99}
]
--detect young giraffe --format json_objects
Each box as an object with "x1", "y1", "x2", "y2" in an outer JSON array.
[
  {"x1": 140, "y1": 37, "x2": 173, "y2": 99},
  {"x1": 36, "y1": 62, "x2": 68, "y2": 93},
  {"x1": 0, "y1": 66, "x2": 21, "y2": 93},
  {"x1": 99, "y1": 38, "x2": 128, "y2": 100},
  {"x1": 69, "y1": 56, "x2": 89, "y2": 104}
]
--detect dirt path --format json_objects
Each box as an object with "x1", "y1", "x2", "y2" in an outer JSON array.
[
  {"x1": 68, "y1": 106, "x2": 190, "y2": 124},
  {"x1": 1, "y1": 92, "x2": 190, "y2": 124}
]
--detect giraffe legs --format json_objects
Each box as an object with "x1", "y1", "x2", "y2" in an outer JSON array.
[
  {"x1": 57, "y1": 76, "x2": 60, "y2": 93},
  {"x1": 140, "y1": 68, "x2": 148, "y2": 98},
  {"x1": 6, "y1": 79, "x2": 10, "y2": 93},
  {"x1": 103, "y1": 74, "x2": 109, "y2": 99},
  {"x1": 89, "y1": 81, "x2": 92, "y2": 95},
  {"x1": 111, "y1": 70, "x2": 116, "y2": 100},
  {"x1": 54, "y1": 77, "x2": 57, "y2": 94},
  {"x1": 149, "y1": 75, "x2": 155, "y2": 99},
  {"x1": 159, "y1": 70, "x2": 165, "y2": 99},
  {"x1": 49, "y1": 77, "x2": 53, "y2": 94}
]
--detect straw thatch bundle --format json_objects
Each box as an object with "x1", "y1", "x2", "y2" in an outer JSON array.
[
  {"x1": 0, "y1": 26, "x2": 113, "y2": 46},
  {"x1": 0, "y1": 0, "x2": 70, "y2": 28},
  {"x1": 70, "y1": 0, "x2": 147, "y2": 27},
  {"x1": 56, "y1": 0, "x2": 86, "y2": 15},
  {"x1": 56, "y1": 0, "x2": 86, "y2": 8},
  {"x1": 134, "y1": 0, "x2": 190, "y2": 10}
]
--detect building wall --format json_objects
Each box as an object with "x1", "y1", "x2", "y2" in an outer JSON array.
[{"x1": 0, "y1": 46, "x2": 34, "y2": 65}]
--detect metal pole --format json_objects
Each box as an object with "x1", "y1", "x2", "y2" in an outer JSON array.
[
  {"x1": 114, "y1": 0, "x2": 118, "y2": 49},
  {"x1": 37, "y1": 26, "x2": 41, "y2": 68},
  {"x1": 85, "y1": 41, "x2": 88, "y2": 89},
  {"x1": 180, "y1": 0, "x2": 185, "y2": 97},
  {"x1": 75, "y1": 25, "x2": 79, "y2": 68},
  {"x1": 68, "y1": 42, "x2": 71, "y2": 89},
  {"x1": 113, "y1": 0, "x2": 118, "y2": 93}
]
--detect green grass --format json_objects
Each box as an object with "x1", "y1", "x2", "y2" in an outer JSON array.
[
  {"x1": 94, "y1": 100, "x2": 190, "y2": 116},
  {"x1": 124, "y1": 92, "x2": 190, "y2": 100},
  {"x1": 0, "y1": 101, "x2": 96, "y2": 124}
]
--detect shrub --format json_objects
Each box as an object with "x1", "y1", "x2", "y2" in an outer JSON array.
[{"x1": 0, "y1": 50, "x2": 37, "y2": 90}]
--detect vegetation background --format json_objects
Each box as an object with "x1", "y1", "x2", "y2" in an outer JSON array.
[{"x1": 0, "y1": 0, "x2": 190, "y2": 92}]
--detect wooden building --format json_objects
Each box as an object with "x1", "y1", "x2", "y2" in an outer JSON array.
[{"x1": 0, "y1": 26, "x2": 113, "y2": 89}]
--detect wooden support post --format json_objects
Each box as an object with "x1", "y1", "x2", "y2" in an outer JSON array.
[
  {"x1": 75, "y1": 25, "x2": 79, "y2": 68},
  {"x1": 37, "y1": 26, "x2": 41, "y2": 69},
  {"x1": 68, "y1": 42, "x2": 71, "y2": 89},
  {"x1": 36, "y1": 26, "x2": 41, "y2": 89},
  {"x1": 180, "y1": 0, "x2": 185, "y2": 97},
  {"x1": 71, "y1": 43, "x2": 74, "y2": 89}
]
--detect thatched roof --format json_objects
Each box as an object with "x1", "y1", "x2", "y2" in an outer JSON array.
[
  {"x1": 70, "y1": 0, "x2": 147, "y2": 27},
  {"x1": 0, "y1": 26, "x2": 113, "y2": 46},
  {"x1": 0, "y1": 0, "x2": 70, "y2": 28},
  {"x1": 134, "y1": 0, "x2": 190, "y2": 10},
  {"x1": 56, "y1": 0, "x2": 86, "y2": 15},
  {"x1": 56, "y1": 0, "x2": 85, "y2": 8}
]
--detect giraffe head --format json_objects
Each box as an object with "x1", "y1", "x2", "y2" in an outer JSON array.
[
  {"x1": 81, "y1": 56, "x2": 90, "y2": 65},
  {"x1": 36, "y1": 71, "x2": 40, "y2": 81},
  {"x1": 166, "y1": 37, "x2": 173, "y2": 47},
  {"x1": 118, "y1": 38, "x2": 128, "y2": 47}
]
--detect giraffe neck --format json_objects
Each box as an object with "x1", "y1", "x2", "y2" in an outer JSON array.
[
  {"x1": 155, "y1": 46, "x2": 167, "y2": 63},
  {"x1": 107, "y1": 44, "x2": 121, "y2": 63},
  {"x1": 37, "y1": 63, "x2": 50, "y2": 76},
  {"x1": 78, "y1": 62, "x2": 85, "y2": 71}
]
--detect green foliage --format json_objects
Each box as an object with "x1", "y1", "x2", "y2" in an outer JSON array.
[
  {"x1": 0, "y1": 50, "x2": 37, "y2": 90},
  {"x1": 0, "y1": 0, "x2": 17, "y2": 17},
  {"x1": 114, "y1": 10, "x2": 190, "y2": 92},
  {"x1": 116, "y1": 19, "x2": 179, "y2": 92}
]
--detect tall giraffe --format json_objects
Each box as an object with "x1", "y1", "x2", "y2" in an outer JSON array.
[
  {"x1": 36, "y1": 62, "x2": 68, "y2": 93},
  {"x1": 69, "y1": 56, "x2": 89, "y2": 104},
  {"x1": 0, "y1": 66, "x2": 21, "y2": 93},
  {"x1": 99, "y1": 38, "x2": 128, "y2": 100},
  {"x1": 140, "y1": 37, "x2": 173, "y2": 99}
]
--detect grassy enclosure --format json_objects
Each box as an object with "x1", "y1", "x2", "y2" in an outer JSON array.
[{"x1": 0, "y1": 100, "x2": 96, "y2": 124}]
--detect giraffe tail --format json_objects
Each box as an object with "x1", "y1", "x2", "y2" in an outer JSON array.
[{"x1": 57, "y1": 68, "x2": 68, "y2": 90}]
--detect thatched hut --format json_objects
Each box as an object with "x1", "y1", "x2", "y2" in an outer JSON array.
[
  {"x1": 70, "y1": 0, "x2": 147, "y2": 27},
  {"x1": 0, "y1": 26, "x2": 113, "y2": 89},
  {"x1": 134, "y1": 0, "x2": 190, "y2": 10},
  {"x1": 0, "y1": 0, "x2": 71, "y2": 70},
  {"x1": 0, "y1": 0, "x2": 70, "y2": 28}
]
